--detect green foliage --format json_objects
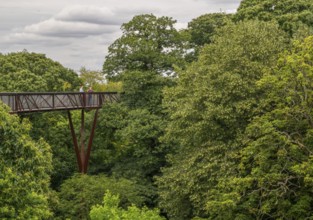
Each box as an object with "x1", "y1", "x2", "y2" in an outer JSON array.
[
  {"x1": 29, "y1": 112, "x2": 77, "y2": 189},
  {"x1": 97, "y1": 14, "x2": 181, "y2": 212},
  {"x1": 188, "y1": 13, "x2": 231, "y2": 46},
  {"x1": 163, "y1": 20, "x2": 287, "y2": 148},
  {"x1": 111, "y1": 108, "x2": 167, "y2": 179},
  {"x1": 0, "y1": 103, "x2": 53, "y2": 219},
  {"x1": 222, "y1": 36, "x2": 313, "y2": 219},
  {"x1": 79, "y1": 67, "x2": 106, "y2": 91},
  {"x1": 1, "y1": 69, "x2": 48, "y2": 91},
  {"x1": 90, "y1": 191, "x2": 165, "y2": 220},
  {"x1": 98, "y1": 18, "x2": 178, "y2": 180},
  {"x1": 235, "y1": 0, "x2": 313, "y2": 36},
  {"x1": 0, "y1": 51, "x2": 80, "y2": 92},
  {"x1": 185, "y1": 13, "x2": 232, "y2": 60},
  {"x1": 56, "y1": 174, "x2": 146, "y2": 220},
  {"x1": 159, "y1": 35, "x2": 313, "y2": 220},
  {"x1": 121, "y1": 70, "x2": 174, "y2": 113},
  {"x1": 101, "y1": 81, "x2": 123, "y2": 92},
  {"x1": 157, "y1": 20, "x2": 287, "y2": 219},
  {"x1": 0, "y1": 51, "x2": 81, "y2": 190},
  {"x1": 90, "y1": 103, "x2": 129, "y2": 174},
  {"x1": 89, "y1": 71, "x2": 173, "y2": 209},
  {"x1": 103, "y1": 14, "x2": 185, "y2": 79},
  {"x1": 92, "y1": 103, "x2": 166, "y2": 206}
]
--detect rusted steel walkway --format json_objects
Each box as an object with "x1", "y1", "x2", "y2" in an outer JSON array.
[
  {"x1": 0, "y1": 92, "x2": 119, "y2": 113},
  {"x1": 0, "y1": 92, "x2": 120, "y2": 174}
]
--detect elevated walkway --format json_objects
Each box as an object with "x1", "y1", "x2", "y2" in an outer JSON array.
[
  {"x1": 0, "y1": 92, "x2": 119, "y2": 113},
  {"x1": 0, "y1": 91, "x2": 120, "y2": 173}
]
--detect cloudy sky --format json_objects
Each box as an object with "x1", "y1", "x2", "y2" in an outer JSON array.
[{"x1": 0, "y1": 0, "x2": 241, "y2": 72}]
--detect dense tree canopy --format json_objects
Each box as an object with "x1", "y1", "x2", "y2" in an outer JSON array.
[
  {"x1": 90, "y1": 191, "x2": 165, "y2": 220},
  {"x1": 56, "y1": 174, "x2": 146, "y2": 219},
  {"x1": 0, "y1": 104, "x2": 53, "y2": 219},
  {"x1": 235, "y1": 0, "x2": 313, "y2": 36},
  {"x1": 157, "y1": 20, "x2": 288, "y2": 219},
  {"x1": 2, "y1": 2, "x2": 313, "y2": 219},
  {"x1": 0, "y1": 51, "x2": 80, "y2": 92},
  {"x1": 0, "y1": 51, "x2": 82, "y2": 190},
  {"x1": 229, "y1": 35, "x2": 313, "y2": 219},
  {"x1": 162, "y1": 20, "x2": 287, "y2": 148},
  {"x1": 185, "y1": 13, "x2": 232, "y2": 60},
  {"x1": 29, "y1": 112, "x2": 77, "y2": 189}
]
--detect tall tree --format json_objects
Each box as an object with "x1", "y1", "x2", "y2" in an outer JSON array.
[
  {"x1": 220, "y1": 36, "x2": 313, "y2": 219},
  {"x1": 94, "y1": 14, "x2": 183, "y2": 209},
  {"x1": 103, "y1": 14, "x2": 185, "y2": 79},
  {"x1": 157, "y1": 20, "x2": 287, "y2": 219}
]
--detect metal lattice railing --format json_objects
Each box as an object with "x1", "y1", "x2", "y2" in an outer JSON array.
[{"x1": 0, "y1": 92, "x2": 120, "y2": 113}]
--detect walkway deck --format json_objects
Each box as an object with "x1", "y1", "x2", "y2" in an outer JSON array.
[{"x1": 0, "y1": 92, "x2": 119, "y2": 113}]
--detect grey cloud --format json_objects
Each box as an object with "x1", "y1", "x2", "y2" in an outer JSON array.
[
  {"x1": 55, "y1": 5, "x2": 162, "y2": 26},
  {"x1": 55, "y1": 5, "x2": 123, "y2": 25},
  {"x1": 23, "y1": 18, "x2": 120, "y2": 38},
  {"x1": 4, "y1": 33, "x2": 71, "y2": 46},
  {"x1": 0, "y1": 7, "x2": 52, "y2": 31},
  {"x1": 113, "y1": 6, "x2": 161, "y2": 18}
]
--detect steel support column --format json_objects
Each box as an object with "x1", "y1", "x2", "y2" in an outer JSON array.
[
  {"x1": 67, "y1": 109, "x2": 99, "y2": 174},
  {"x1": 68, "y1": 111, "x2": 83, "y2": 172},
  {"x1": 84, "y1": 109, "x2": 99, "y2": 172},
  {"x1": 80, "y1": 109, "x2": 86, "y2": 173}
]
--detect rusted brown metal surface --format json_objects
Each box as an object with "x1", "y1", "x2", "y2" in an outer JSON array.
[
  {"x1": 67, "y1": 109, "x2": 99, "y2": 174},
  {"x1": 68, "y1": 111, "x2": 83, "y2": 172},
  {"x1": 84, "y1": 109, "x2": 99, "y2": 173},
  {"x1": 0, "y1": 92, "x2": 119, "y2": 113}
]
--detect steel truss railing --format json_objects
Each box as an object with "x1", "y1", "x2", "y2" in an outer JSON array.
[{"x1": 0, "y1": 92, "x2": 119, "y2": 113}]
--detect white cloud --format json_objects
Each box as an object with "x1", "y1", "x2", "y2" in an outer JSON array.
[
  {"x1": 24, "y1": 18, "x2": 119, "y2": 38},
  {"x1": 5, "y1": 32, "x2": 70, "y2": 46},
  {"x1": 55, "y1": 5, "x2": 120, "y2": 25},
  {"x1": 14, "y1": 5, "x2": 124, "y2": 39}
]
